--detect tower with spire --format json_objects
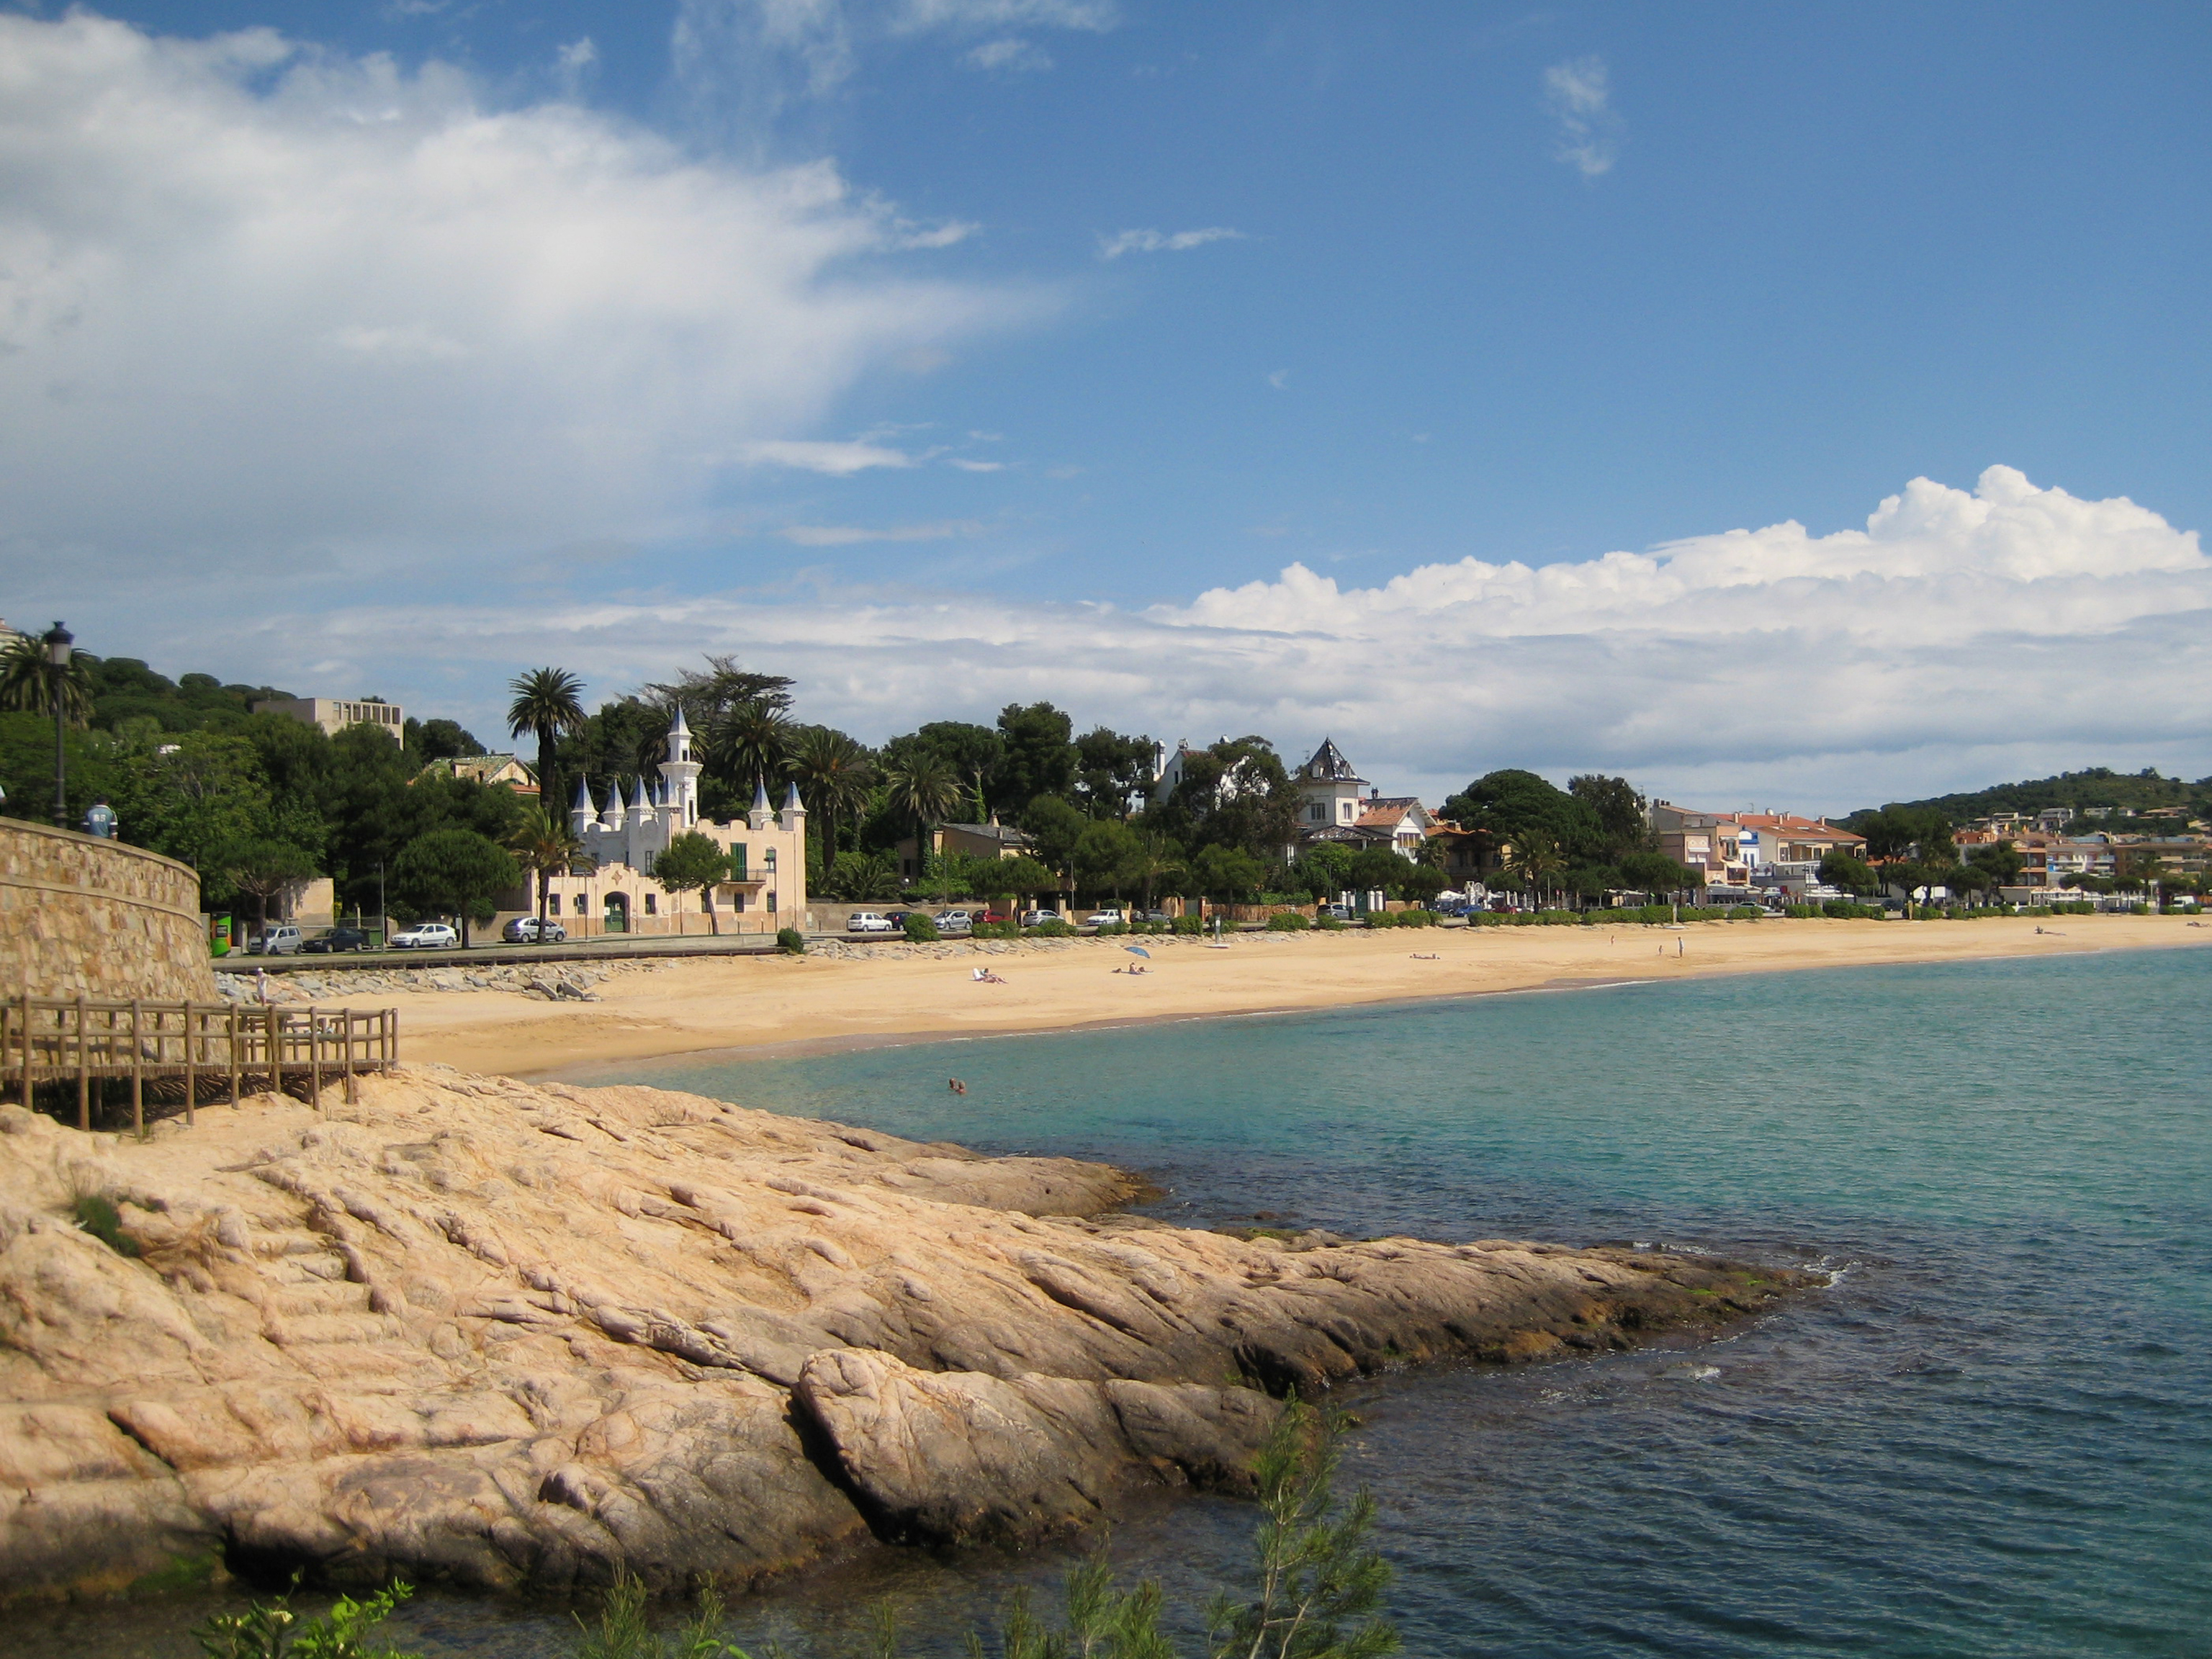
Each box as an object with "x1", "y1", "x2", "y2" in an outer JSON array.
[{"x1": 659, "y1": 704, "x2": 701, "y2": 828}]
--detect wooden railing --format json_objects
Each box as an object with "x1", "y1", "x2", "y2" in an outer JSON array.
[{"x1": 3, "y1": 996, "x2": 398, "y2": 1136}]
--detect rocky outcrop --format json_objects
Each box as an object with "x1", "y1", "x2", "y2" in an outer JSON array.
[{"x1": 0, "y1": 1069, "x2": 1812, "y2": 1601}]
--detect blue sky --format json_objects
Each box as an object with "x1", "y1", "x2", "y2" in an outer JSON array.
[{"x1": 3, "y1": 2, "x2": 2209, "y2": 809}]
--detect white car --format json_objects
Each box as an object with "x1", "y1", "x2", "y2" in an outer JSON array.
[
  {"x1": 845, "y1": 912, "x2": 897, "y2": 934},
  {"x1": 1082, "y1": 909, "x2": 1127, "y2": 927},
  {"x1": 390, "y1": 922, "x2": 459, "y2": 949}
]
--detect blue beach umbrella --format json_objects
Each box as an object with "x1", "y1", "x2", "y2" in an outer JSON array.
[{"x1": 1124, "y1": 945, "x2": 1151, "y2": 958}]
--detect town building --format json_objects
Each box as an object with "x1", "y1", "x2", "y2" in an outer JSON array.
[
  {"x1": 251, "y1": 696, "x2": 405, "y2": 742},
  {"x1": 1294, "y1": 739, "x2": 1367, "y2": 832},
  {"x1": 1649, "y1": 802, "x2": 1749, "y2": 887},
  {"x1": 895, "y1": 818, "x2": 1036, "y2": 882},
  {"x1": 541, "y1": 708, "x2": 809, "y2": 935},
  {"x1": 415, "y1": 753, "x2": 539, "y2": 796}
]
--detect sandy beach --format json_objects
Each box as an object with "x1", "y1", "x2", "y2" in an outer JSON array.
[{"x1": 369, "y1": 913, "x2": 2208, "y2": 1077}]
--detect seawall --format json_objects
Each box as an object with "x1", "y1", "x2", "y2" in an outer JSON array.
[{"x1": 0, "y1": 821, "x2": 216, "y2": 1002}]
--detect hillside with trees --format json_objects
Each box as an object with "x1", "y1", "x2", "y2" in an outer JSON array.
[{"x1": 1857, "y1": 766, "x2": 2212, "y2": 830}]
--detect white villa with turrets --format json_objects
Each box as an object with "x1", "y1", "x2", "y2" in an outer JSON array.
[{"x1": 539, "y1": 707, "x2": 811, "y2": 936}]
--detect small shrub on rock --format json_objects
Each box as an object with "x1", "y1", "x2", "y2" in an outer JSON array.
[
  {"x1": 1266, "y1": 912, "x2": 1311, "y2": 932},
  {"x1": 1172, "y1": 913, "x2": 1204, "y2": 935},
  {"x1": 72, "y1": 1192, "x2": 139, "y2": 1258},
  {"x1": 775, "y1": 927, "x2": 806, "y2": 954},
  {"x1": 902, "y1": 912, "x2": 940, "y2": 943}
]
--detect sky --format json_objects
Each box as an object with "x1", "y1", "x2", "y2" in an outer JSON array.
[{"x1": 1, "y1": 1, "x2": 2208, "y2": 813}]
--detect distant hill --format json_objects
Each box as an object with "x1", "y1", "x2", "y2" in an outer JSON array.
[{"x1": 1858, "y1": 767, "x2": 2212, "y2": 826}]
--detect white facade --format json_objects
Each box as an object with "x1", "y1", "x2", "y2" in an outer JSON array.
[
  {"x1": 547, "y1": 708, "x2": 811, "y2": 935},
  {"x1": 1295, "y1": 739, "x2": 1367, "y2": 830}
]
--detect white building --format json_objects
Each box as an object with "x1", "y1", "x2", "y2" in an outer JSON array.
[
  {"x1": 251, "y1": 696, "x2": 405, "y2": 742},
  {"x1": 543, "y1": 708, "x2": 811, "y2": 935}
]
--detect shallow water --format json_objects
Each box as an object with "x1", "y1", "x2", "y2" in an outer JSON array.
[{"x1": 23, "y1": 948, "x2": 2212, "y2": 1656}]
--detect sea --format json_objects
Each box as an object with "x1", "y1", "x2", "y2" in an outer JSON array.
[{"x1": 22, "y1": 945, "x2": 2211, "y2": 1658}]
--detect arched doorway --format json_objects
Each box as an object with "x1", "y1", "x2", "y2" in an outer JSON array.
[{"x1": 603, "y1": 891, "x2": 629, "y2": 934}]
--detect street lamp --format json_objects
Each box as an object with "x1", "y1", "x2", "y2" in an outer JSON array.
[{"x1": 42, "y1": 621, "x2": 72, "y2": 831}]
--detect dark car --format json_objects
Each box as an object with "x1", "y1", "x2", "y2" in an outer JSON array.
[
  {"x1": 1135, "y1": 909, "x2": 1174, "y2": 924},
  {"x1": 301, "y1": 927, "x2": 371, "y2": 954}
]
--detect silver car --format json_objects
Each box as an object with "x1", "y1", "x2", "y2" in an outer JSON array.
[{"x1": 935, "y1": 910, "x2": 975, "y2": 936}]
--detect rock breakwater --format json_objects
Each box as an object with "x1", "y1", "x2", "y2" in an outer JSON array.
[{"x1": 0, "y1": 1070, "x2": 1815, "y2": 1601}]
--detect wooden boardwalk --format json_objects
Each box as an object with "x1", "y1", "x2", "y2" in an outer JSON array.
[{"x1": 3, "y1": 995, "x2": 397, "y2": 1136}]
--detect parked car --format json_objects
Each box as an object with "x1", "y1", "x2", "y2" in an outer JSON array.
[
  {"x1": 300, "y1": 927, "x2": 371, "y2": 954},
  {"x1": 502, "y1": 916, "x2": 567, "y2": 943},
  {"x1": 978, "y1": 909, "x2": 1012, "y2": 925},
  {"x1": 934, "y1": 910, "x2": 975, "y2": 935},
  {"x1": 390, "y1": 922, "x2": 459, "y2": 949},
  {"x1": 1082, "y1": 909, "x2": 1127, "y2": 927},
  {"x1": 246, "y1": 924, "x2": 305, "y2": 956},
  {"x1": 1319, "y1": 904, "x2": 1356, "y2": 922},
  {"x1": 846, "y1": 912, "x2": 897, "y2": 934},
  {"x1": 1019, "y1": 909, "x2": 1066, "y2": 928},
  {"x1": 1135, "y1": 909, "x2": 1174, "y2": 924}
]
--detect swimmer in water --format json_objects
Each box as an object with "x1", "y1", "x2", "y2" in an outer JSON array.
[{"x1": 948, "y1": 1079, "x2": 967, "y2": 1094}]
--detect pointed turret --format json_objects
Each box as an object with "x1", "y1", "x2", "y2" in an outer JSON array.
[
  {"x1": 748, "y1": 779, "x2": 772, "y2": 832},
  {"x1": 601, "y1": 783, "x2": 626, "y2": 833},
  {"x1": 570, "y1": 776, "x2": 596, "y2": 838},
  {"x1": 629, "y1": 775, "x2": 656, "y2": 824},
  {"x1": 660, "y1": 705, "x2": 703, "y2": 827},
  {"x1": 778, "y1": 780, "x2": 806, "y2": 833}
]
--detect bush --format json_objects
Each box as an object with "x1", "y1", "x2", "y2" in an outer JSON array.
[
  {"x1": 971, "y1": 919, "x2": 1020, "y2": 940},
  {"x1": 1364, "y1": 911, "x2": 1396, "y2": 929},
  {"x1": 902, "y1": 912, "x2": 940, "y2": 943},
  {"x1": 1729, "y1": 904, "x2": 1764, "y2": 920},
  {"x1": 775, "y1": 927, "x2": 805, "y2": 954},
  {"x1": 1094, "y1": 920, "x2": 1130, "y2": 935},
  {"x1": 1172, "y1": 912, "x2": 1204, "y2": 935},
  {"x1": 1316, "y1": 914, "x2": 1347, "y2": 931},
  {"x1": 1266, "y1": 911, "x2": 1311, "y2": 931},
  {"x1": 72, "y1": 1192, "x2": 139, "y2": 1258},
  {"x1": 1396, "y1": 907, "x2": 1438, "y2": 927},
  {"x1": 192, "y1": 1578, "x2": 420, "y2": 1659},
  {"x1": 1028, "y1": 917, "x2": 1076, "y2": 938}
]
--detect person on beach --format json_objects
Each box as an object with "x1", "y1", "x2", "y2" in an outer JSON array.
[
  {"x1": 948, "y1": 1079, "x2": 966, "y2": 1094},
  {"x1": 1677, "y1": 935, "x2": 1685, "y2": 956}
]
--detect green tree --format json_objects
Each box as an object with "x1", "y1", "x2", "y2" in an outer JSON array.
[
  {"x1": 654, "y1": 831, "x2": 734, "y2": 934},
  {"x1": 886, "y1": 721, "x2": 1003, "y2": 819},
  {"x1": 882, "y1": 752, "x2": 964, "y2": 881},
  {"x1": 994, "y1": 701, "x2": 1078, "y2": 817},
  {"x1": 407, "y1": 718, "x2": 483, "y2": 763},
  {"x1": 0, "y1": 630, "x2": 95, "y2": 724},
  {"x1": 1817, "y1": 849, "x2": 1882, "y2": 896},
  {"x1": 829, "y1": 849, "x2": 903, "y2": 901},
  {"x1": 1966, "y1": 840, "x2": 2026, "y2": 888},
  {"x1": 1205, "y1": 1397, "x2": 1401, "y2": 1659},
  {"x1": 1155, "y1": 737, "x2": 1303, "y2": 862},
  {"x1": 218, "y1": 838, "x2": 320, "y2": 935},
  {"x1": 1074, "y1": 818, "x2": 1146, "y2": 900},
  {"x1": 507, "y1": 668, "x2": 588, "y2": 817},
  {"x1": 1568, "y1": 773, "x2": 1652, "y2": 860},
  {"x1": 1620, "y1": 849, "x2": 1703, "y2": 896},
  {"x1": 1073, "y1": 727, "x2": 1158, "y2": 820},
  {"x1": 786, "y1": 725, "x2": 876, "y2": 873},
  {"x1": 710, "y1": 700, "x2": 791, "y2": 802},
  {"x1": 1505, "y1": 831, "x2": 1566, "y2": 907},
  {"x1": 1192, "y1": 843, "x2": 1269, "y2": 902},
  {"x1": 1442, "y1": 770, "x2": 1600, "y2": 865},
  {"x1": 392, "y1": 828, "x2": 519, "y2": 945},
  {"x1": 114, "y1": 731, "x2": 275, "y2": 874},
  {"x1": 1294, "y1": 842, "x2": 1358, "y2": 901},
  {"x1": 1020, "y1": 793, "x2": 1090, "y2": 902},
  {"x1": 506, "y1": 804, "x2": 581, "y2": 932}
]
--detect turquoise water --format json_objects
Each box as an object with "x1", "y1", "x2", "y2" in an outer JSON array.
[{"x1": 24, "y1": 948, "x2": 2211, "y2": 1656}]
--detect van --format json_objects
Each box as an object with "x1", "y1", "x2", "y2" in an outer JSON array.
[{"x1": 249, "y1": 925, "x2": 305, "y2": 956}]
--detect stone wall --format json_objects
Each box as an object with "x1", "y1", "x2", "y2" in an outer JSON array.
[{"x1": 0, "y1": 820, "x2": 217, "y2": 1002}]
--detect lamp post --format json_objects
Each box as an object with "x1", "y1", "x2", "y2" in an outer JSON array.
[{"x1": 42, "y1": 621, "x2": 72, "y2": 830}]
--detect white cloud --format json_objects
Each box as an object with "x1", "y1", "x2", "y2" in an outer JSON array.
[
  {"x1": 777, "y1": 519, "x2": 979, "y2": 544},
  {"x1": 948, "y1": 457, "x2": 1007, "y2": 471},
  {"x1": 554, "y1": 35, "x2": 599, "y2": 99},
  {"x1": 892, "y1": 0, "x2": 1115, "y2": 32},
  {"x1": 0, "y1": 12, "x2": 1038, "y2": 583},
  {"x1": 964, "y1": 37, "x2": 1054, "y2": 72},
  {"x1": 1267, "y1": 368, "x2": 1290, "y2": 390},
  {"x1": 737, "y1": 440, "x2": 918, "y2": 474},
  {"x1": 185, "y1": 469, "x2": 2212, "y2": 814},
  {"x1": 1544, "y1": 55, "x2": 1622, "y2": 178},
  {"x1": 1098, "y1": 226, "x2": 1246, "y2": 260}
]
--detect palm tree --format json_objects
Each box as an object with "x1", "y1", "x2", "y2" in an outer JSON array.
[
  {"x1": 786, "y1": 726, "x2": 873, "y2": 876},
  {"x1": 1130, "y1": 830, "x2": 1185, "y2": 913},
  {"x1": 506, "y1": 668, "x2": 587, "y2": 817},
  {"x1": 506, "y1": 804, "x2": 580, "y2": 933},
  {"x1": 710, "y1": 701, "x2": 790, "y2": 801},
  {"x1": 881, "y1": 752, "x2": 962, "y2": 885},
  {"x1": 1506, "y1": 832, "x2": 1565, "y2": 909},
  {"x1": 0, "y1": 632, "x2": 93, "y2": 722}
]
